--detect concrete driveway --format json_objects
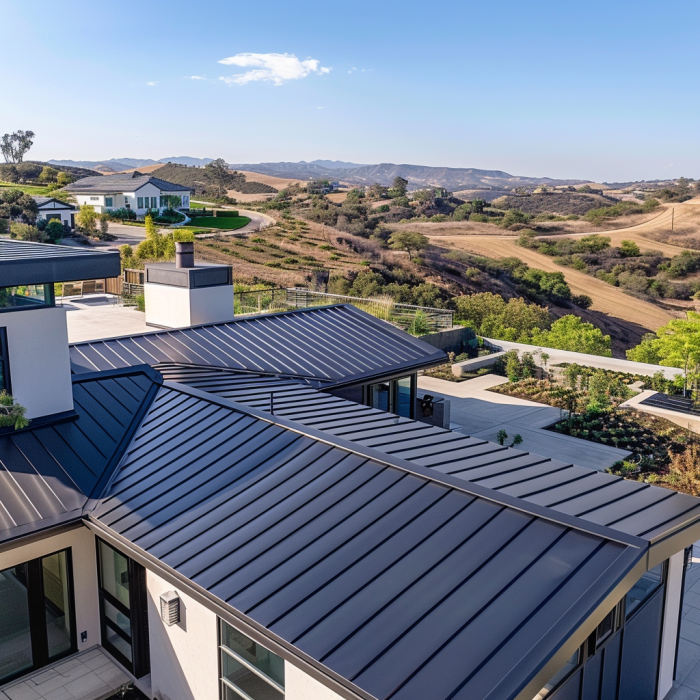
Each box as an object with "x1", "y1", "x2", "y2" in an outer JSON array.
[{"x1": 418, "y1": 374, "x2": 631, "y2": 471}]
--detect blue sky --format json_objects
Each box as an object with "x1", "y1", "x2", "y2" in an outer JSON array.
[{"x1": 1, "y1": 0, "x2": 699, "y2": 181}]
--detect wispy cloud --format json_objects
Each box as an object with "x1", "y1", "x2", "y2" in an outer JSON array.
[
  {"x1": 147, "y1": 81, "x2": 158, "y2": 86},
  {"x1": 348, "y1": 67, "x2": 371, "y2": 74},
  {"x1": 185, "y1": 75, "x2": 207, "y2": 80},
  {"x1": 218, "y1": 52, "x2": 331, "y2": 86}
]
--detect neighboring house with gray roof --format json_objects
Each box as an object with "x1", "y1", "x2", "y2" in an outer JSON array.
[
  {"x1": 63, "y1": 173, "x2": 193, "y2": 214},
  {"x1": 32, "y1": 196, "x2": 78, "y2": 230}
]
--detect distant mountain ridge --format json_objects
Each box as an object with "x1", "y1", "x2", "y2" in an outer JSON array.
[
  {"x1": 48, "y1": 156, "x2": 213, "y2": 173},
  {"x1": 229, "y1": 161, "x2": 590, "y2": 190}
]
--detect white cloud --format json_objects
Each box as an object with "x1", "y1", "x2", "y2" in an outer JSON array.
[
  {"x1": 146, "y1": 81, "x2": 157, "y2": 86},
  {"x1": 185, "y1": 75, "x2": 206, "y2": 80},
  {"x1": 218, "y1": 52, "x2": 331, "y2": 86}
]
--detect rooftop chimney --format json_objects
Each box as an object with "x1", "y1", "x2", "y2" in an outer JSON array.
[
  {"x1": 144, "y1": 248, "x2": 234, "y2": 329},
  {"x1": 175, "y1": 241, "x2": 194, "y2": 269}
]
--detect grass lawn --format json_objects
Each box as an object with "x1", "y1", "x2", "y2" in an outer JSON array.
[
  {"x1": 185, "y1": 216, "x2": 250, "y2": 230},
  {"x1": 0, "y1": 181, "x2": 51, "y2": 195}
]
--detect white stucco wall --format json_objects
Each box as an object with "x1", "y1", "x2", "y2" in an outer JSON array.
[
  {"x1": 658, "y1": 551, "x2": 684, "y2": 699},
  {"x1": 0, "y1": 526, "x2": 100, "y2": 653},
  {"x1": 286, "y1": 662, "x2": 346, "y2": 700},
  {"x1": 146, "y1": 570, "x2": 219, "y2": 700},
  {"x1": 145, "y1": 283, "x2": 234, "y2": 329},
  {"x1": 1, "y1": 306, "x2": 74, "y2": 417}
]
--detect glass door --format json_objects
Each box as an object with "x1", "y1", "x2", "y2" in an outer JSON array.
[
  {"x1": 0, "y1": 549, "x2": 76, "y2": 685},
  {"x1": 96, "y1": 539, "x2": 150, "y2": 677}
]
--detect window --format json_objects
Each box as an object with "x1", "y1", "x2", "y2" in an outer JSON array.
[
  {"x1": 183, "y1": 195, "x2": 189, "y2": 207},
  {"x1": 137, "y1": 197, "x2": 144, "y2": 209},
  {"x1": 105, "y1": 197, "x2": 113, "y2": 207},
  {"x1": 0, "y1": 549, "x2": 76, "y2": 684},
  {"x1": 152, "y1": 196, "x2": 158, "y2": 208},
  {"x1": 533, "y1": 648, "x2": 581, "y2": 699},
  {"x1": 90, "y1": 196, "x2": 99, "y2": 201},
  {"x1": 0, "y1": 285, "x2": 54, "y2": 312},
  {"x1": 626, "y1": 562, "x2": 666, "y2": 618},
  {"x1": 96, "y1": 539, "x2": 150, "y2": 677},
  {"x1": 0, "y1": 327, "x2": 9, "y2": 393},
  {"x1": 368, "y1": 375, "x2": 415, "y2": 418},
  {"x1": 219, "y1": 620, "x2": 284, "y2": 700}
]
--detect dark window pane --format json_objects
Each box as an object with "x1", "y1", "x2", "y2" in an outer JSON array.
[
  {"x1": 0, "y1": 285, "x2": 52, "y2": 311},
  {"x1": 396, "y1": 377, "x2": 412, "y2": 417},
  {"x1": 98, "y1": 541, "x2": 130, "y2": 608},
  {"x1": 596, "y1": 607, "x2": 616, "y2": 646},
  {"x1": 220, "y1": 622, "x2": 284, "y2": 688},
  {"x1": 626, "y1": 563, "x2": 665, "y2": 618},
  {"x1": 106, "y1": 623, "x2": 132, "y2": 662},
  {"x1": 370, "y1": 382, "x2": 391, "y2": 412},
  {"x1": 103, "y1": 599, "x2": 131, "y2": 639},
  {"x1": 222, "y1": 653, "x2": 283, "y2": 700},
  {"x1": 0, "y1": 564, "x2": 33, "y2": 682},
  {"x1": 42, "y1": 552, "x2": 72, "y2": 659}
]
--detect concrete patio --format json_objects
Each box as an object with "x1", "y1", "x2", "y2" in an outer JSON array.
[
  {"x1": 63, "y1": 296, "x2": 149, "y2": 344},
  {"x1": 0, "y1": 647, "x2": 130, "y2": 700},
  {"x1": 418, "y1": 373, "x2": 631, "y2": 471}
]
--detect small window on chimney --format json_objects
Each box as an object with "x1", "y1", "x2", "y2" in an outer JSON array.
[{"x1": 160, "y1": 591, "x2": 180, "y2": 626}]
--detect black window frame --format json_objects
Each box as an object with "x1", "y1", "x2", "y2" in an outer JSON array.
[
  {"x1": 0, "y1": 547, "x2": 77, "y2": 685},
  {"x1": 218, "y1": 618, "x2": 285, "y2": 700},
  {"x1": 96, "y1": 538, "x2": 150, "y2": 678},
  {"x1": 366, "y1": 374, "x2": 417, "y2": 419},
  {"x1": 0, "y1": 327, "x2": 10, "y2": 394}
]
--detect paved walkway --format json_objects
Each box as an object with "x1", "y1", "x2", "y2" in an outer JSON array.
[
  {"x1": 668, "y1": 541, "x2": 700, "y2": 699},
  {"x1": 418, "y1": 374, "x2": 631, "y2": 471},
  {"x1": 0, "y1": 647, "x2": 130, "y2": 700}
]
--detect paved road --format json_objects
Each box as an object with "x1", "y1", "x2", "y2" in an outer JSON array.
[{"x1": 191, "y1": 202, "x2": 275, "y2": 235}]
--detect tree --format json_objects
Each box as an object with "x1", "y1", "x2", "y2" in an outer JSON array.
[
  {"x1": 98, "y1": 213, "x2": 110, "y2": 239},
  {"x1": 510, "y1": 434, "x2": 523, "y2": 447},
  {"x1": 0, "y1": 130, "x2": 35, "y2": 163},
  {"x1": 204, "y1": 158, "x2": 231, "y2": 198},
  {"x1": 44, "y1": 219, "x2": 65, "y2": 243},
  {"x1": 2, "y1": 164, "x2": 19, "y2": 183},
  {"x1": 10, "y1": 222, "x2": 47, "y2": 242},
  {"x1": 496, "y1": 429, "x2": 508, "y2": 445},
  {"x1": 38, "y1": 166, "x2": 59, "y2": 183},
  {"x1": 389, "y1": 231, "x2": 429, "y2": 261},
  {"x1": 0, "y1": 391, "x2": 29, "y2": 430},
  {"x1": 0, "y1": 188, "x2": 38, "y2": 223},
  {"x1": 134, "y1": 215, "x2": 175, "y2": 260},
  {"x1": 76, "y1": 204, "x2": 98, "y2": 237},
  {"x1": 388, "y1": 176, "x2": 408, "y2": 198},
  {"x1": 619, "y1": 240, "x2": 641, "y2": 257},
  {"x1": 531, "y1": 315, "x2": 612, "y2": 356},
  {"x1": 56, "y1": 171, "x2": 73, "y2": 186}
]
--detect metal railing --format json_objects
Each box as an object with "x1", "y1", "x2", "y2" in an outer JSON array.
[{"x1": 233, "y1": 287, "x2": 453, "y2": 334}]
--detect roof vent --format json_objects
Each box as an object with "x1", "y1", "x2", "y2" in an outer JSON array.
[{"x1": 160, "y1": 591, "x2": 180, "y2": 626}]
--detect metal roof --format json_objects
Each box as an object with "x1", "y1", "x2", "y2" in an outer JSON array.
[
  {"x1": 159, "y1": 364, "x2": 700, "y2": 550},
  {"x1": 63, "y1": 174, "x2": 194, "y2": 194},
  {"x1": 91, "y1": 380, "x2": 646, "y2": 700},
  {"x1": 0, "y1": 239, "x2": 121, "y2": 286},
  {"x1": 69, "y1": 305, "x2": 447, "y2": 386},
  {"x1": 0, "y1": 367, "x2": 159, "y2": 545}
]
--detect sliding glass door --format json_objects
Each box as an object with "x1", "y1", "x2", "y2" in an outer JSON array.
[
  {"x1": 0, "y1": 550, "x2": 76, "y2": 685},
  {"x1": 96, "y1": 539, "x2": 150, "y2": 678}
]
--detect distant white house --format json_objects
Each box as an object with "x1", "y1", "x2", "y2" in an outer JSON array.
[
  {"x1": 32, "y1": 196, "x2": 78, "y2": 230},
  {"x1": 63, "y1": 173, "x2": 193, "y2": 215}
]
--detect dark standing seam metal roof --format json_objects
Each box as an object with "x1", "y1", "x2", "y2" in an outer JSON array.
[
  {"x1": 92, "y1": 381, "x2": 645, "y2": 700},
  {"x1": 0, "y1": 367, "x2": 159, "y2": 544},
  {"x1": 63, "y1": 173, "x2": 194, "y2": 194},
  {"x1": 0, "y1": 239, "x2": 121, "y2": 286},
  {"x1": 69, "y1": 305, "x2": 447, "y2": 386},
  {"x1": 158, "y1": 364, "x2": 700, "y2": 546}
]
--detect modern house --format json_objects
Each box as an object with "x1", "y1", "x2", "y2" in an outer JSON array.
[
  {"x1": 1, "y1": 238, "x2": 700, "y2": 700},
  {"x1": 32, "y1": 196, "x2": 79, "y2": 231},
  {"x1": 63, "y1": 173, "x2": 193, "y2": 215}
]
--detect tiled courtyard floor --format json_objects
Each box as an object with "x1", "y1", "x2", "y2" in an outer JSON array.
[{"x1": 0, "y1": 647, "x2": 130, "y2": 700}]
